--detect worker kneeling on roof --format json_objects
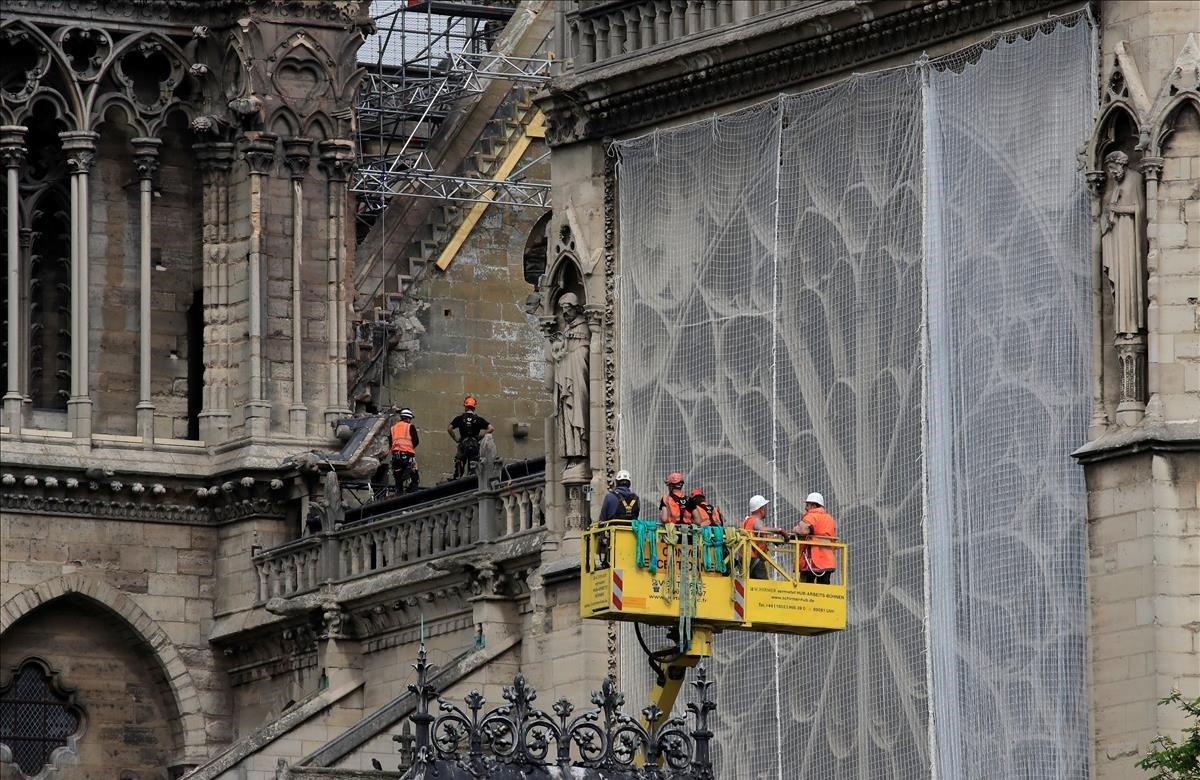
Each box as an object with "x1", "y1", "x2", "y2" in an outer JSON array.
[
  {"x1": 659, "y1": 472, "x2": 692, "y2": 524},
  {"x1": 741, "y1": 495, "x2": 773, "y2": 580},
  {"x1": 793, "y1": 492, "x2": 838, "y2": 585}
]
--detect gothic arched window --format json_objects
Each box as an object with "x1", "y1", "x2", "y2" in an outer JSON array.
[{"x1": 0, "y1": 658, "x2": 84, "y2": 778}]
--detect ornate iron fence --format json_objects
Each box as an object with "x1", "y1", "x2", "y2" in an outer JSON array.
[{"x1": 394, "y1": 646, "x2": 717, "y2": 779}]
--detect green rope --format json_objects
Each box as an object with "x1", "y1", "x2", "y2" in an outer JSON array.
[
  {"x1": 632, "y1": 519, "x2": 660, "y2": 574},
  {"x1": 699, "y1": 525, "x2": 727, "y2": 573}
]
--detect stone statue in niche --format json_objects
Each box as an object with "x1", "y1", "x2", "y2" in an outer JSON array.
[
  {"x1": 550, "y1": 291, "x2": 589, "y2": 480},
  {"x1": 1100, "y1": 150, "x2": 1146, "y2": 336}
]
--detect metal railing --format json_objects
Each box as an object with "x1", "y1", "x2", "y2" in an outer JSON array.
[{"x1": 253, "y1": 471, "x2": 546, "y2": 602}]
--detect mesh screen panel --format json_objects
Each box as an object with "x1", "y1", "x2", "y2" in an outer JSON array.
[
  {"x1": 924, "y1": 19, "x2": 1094, "y2": 780},
  {"x1": 614, "y1": 13, "x2": 1092, "y2": 780}
]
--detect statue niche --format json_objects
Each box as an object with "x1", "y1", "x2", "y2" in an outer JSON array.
[
  {"x1": 1100, "y1": 150, "x2": 1146, "y2": 338},
  {"x1": 543, "y1": 226, "x2": 590, "y2": 483},
  {"x1": 550, "y1": 290, "x2": 590, "y2": 481}
]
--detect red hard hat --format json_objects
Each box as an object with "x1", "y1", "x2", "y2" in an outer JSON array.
[
  {"x1": 665, "y1": 472, "x2": 685, "y2": 485},
  {"x1": 464, "y1": 395, "x2": 477, "y2": 409},
  {"x1": 689, "y1": 488, "x2": 705, "y2": 499}
]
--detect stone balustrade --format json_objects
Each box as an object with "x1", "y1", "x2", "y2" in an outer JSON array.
[
  {"x1": 252, "y1": 471, "x2": 546, "y2": 602},
  {"x1": 560, "y1": 0, "x2": 813, "y2": 68},
  {"x1": 500, "y1": 474, "x2": 545, "y2": 535},
  {"x1": 255, "y1": 536, "x2": 323, "y2": 602}
]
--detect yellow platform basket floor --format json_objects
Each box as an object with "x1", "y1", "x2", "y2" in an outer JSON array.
[{"x1": 581, "y1": 522, "x2": 847, "y2": 636}]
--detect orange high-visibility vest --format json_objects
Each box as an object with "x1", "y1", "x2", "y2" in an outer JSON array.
[
  {"x1": 692, "y1": 504, "x2": 722, "y2": 526},
  {"x1": 661, "y1": 493, "x2": 692, "y2": 524},
  {"x1": 800, "y1": 507, "x2": 837, "y2": 572},
  {"x1": 742, "y1": 514, "x2": 767, "y2": 559},
  {"x1": 390, "y1": 421, "x2": 415, "y2": 454}
]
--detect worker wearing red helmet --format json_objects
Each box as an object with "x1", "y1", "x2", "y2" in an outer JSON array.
[
  {"x1": 658, "y1": 472, "x2": 692, "y2": 524},
  {"x1": 448, "y1": 395, "x2": 493, "y2": 478},
  {"x1": 687, "y1": 488, "x2": 723, "y2": 526}
]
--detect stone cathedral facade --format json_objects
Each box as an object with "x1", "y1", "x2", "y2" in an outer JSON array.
[
  {"x1": 0, "y1": 2, "x2": 369, "y2": 776},
  {"x1": 0, "y1": 1, "x2": 1197, "y2": 780}
]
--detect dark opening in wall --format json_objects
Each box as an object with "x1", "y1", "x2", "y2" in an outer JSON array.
[
  {"x1": 186, "y1": 288, "x2": 203, "y2": 440},
  {"x1": 523, "y1": 211, "x2": 551, "y2": 286}
]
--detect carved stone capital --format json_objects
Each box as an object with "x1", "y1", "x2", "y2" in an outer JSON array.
[
  {"x1": 317, "y1": 139, "x2": 355, "y2": 182},
  {"x1": 60, "y1": 130, "x2": 99, "y2": 174},
  {"x1": 0, "y1": 126, "x2": 27, "y2": 169},
  {"x1": 130, "y1": 137, "x2": 162, "y2": 181},
  {"x1": 1085, "y1": 169, "x2": 1106, "y2": 197},
  {"x1": 1138, "y1": 156, "x2": 1164, "y2": 180},
  {"x1": 194, "y1": 141, "x2": 236, "y2": 174},
  {"x1": 584, "y1": 304, "x2": 604, "y2": 332},
  {"x1": 283, "y1": 137, "x2": 314, "y2": 178},
  {"x1": 242, "y1": 133, "x2": 278, "y2": 175}
]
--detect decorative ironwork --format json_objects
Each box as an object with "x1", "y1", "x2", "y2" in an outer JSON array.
[
  {"x1": 394, "y1": 646, "x2": 717, "y2": 779},
  {"x1": 0, "y1": 658, "x2": 84, "y2": 778}
]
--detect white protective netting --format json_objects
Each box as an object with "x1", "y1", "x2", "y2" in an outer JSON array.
[
  {"x1": 923, "y1": 18, "x2": 1094, "y2": 780},
  {"x1": 615, "y1": 12, "x2": 1093, "y2": 780}
]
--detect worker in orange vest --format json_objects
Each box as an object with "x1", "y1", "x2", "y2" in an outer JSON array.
[
  {"x1": 389, "y1": 408, "x2": 420, "y2": 494},
  {"x1": 688, "y1": 488, "x2": 723, "y2": 526},
  {"x1": 793, "y1": 492, "x2": 837, "y2": 584},
  {"x1": 658, "y1": 472, "x2": 692, "y2": 524},
  {"x1": 741, "y1": 495, "x2": 774, "y2": 579}
]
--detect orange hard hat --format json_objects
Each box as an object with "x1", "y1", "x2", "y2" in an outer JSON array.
[
  {"x1": 665, "y1": 472, "x2": 685, "y2": 486},
  {"x1": 689, "y1": 488, "x2": 705, "y2": 499},
  {"x1": 464, "y1": 395, "x2": 477, "y2": 409}
]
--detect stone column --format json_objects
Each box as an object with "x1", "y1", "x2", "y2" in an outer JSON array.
[
  {"x1": 18, "y1": 227, "x2": 31, "y2": 421},
  {"x1": 195, "y1": 142, "x2": 235, "y2": 442},
  {"x1": 243, "y1": 134, "x2": 277, "y2": 437},
  {"x1": 1086, "y1": 170, "x2": 1110, "y2": 436},
  {"x1": 585, "y1": 304, "x2": 605, "y2": 497},
  {"x1": 1, "y1": 126, "x2": 26, "y2": 436},
  {"x1": 60, "y1": 130, "x2": 98, "y2": 439},
  {"x1": 132, "y1": 137, "x2": 161, "y2": 444},
  {"x1": 1138, "y1": 155, "x2": 1163, "y2": 423},
  {"x1": 539, "y1": 315, "x2": 564, "y2": 543},
  {"x1": 283, "y1": 137, "x2": 313, "y2": 436},
  {"x1": 318, "y1": 140, "x2": 354, "y2": 426}
]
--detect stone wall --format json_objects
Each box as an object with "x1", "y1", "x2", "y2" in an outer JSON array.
[
  {"x1": 1, "y1": 601, "x2": 182, "y2": 776},
  {"x1": 1087, "y1": 7, "x2": 1200, "y2": 778},
  {"x1": 382, "y1": 168, "x2": 550, "y2": 482},
  {"x1": 0, "y1": 513, "x2": 229, "y2": 767},
  {"x1": 1154, "y1": 107, "x2": 1200, "y2": 418},
  {"x1": 90, "y1": 121, "x2": 203, "y2": 439},
  {"x1": 1085, "y1": 452, "x2": 1200, "y2": 777}
]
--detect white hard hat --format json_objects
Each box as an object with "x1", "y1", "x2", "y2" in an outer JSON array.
[
  {"x1": 615, "y1": 469, "x2": 632, "y2": 483},
  {"x1": 748, "y1": 495, "x2": 770, "y2": 513},
  {"x1": 399, "y1": 408, "x2": 414, "y2": 419},
  {"x1": 806, "y1": 492, "x2": 825, "y2": 506}
]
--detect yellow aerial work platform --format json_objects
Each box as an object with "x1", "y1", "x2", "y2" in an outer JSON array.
[
  {"x1": 580, "y1": 519, "x2": 848, "y2": 733},
  {"x1": 580, "y1": 521, "x2": 848, "y2": 635}
]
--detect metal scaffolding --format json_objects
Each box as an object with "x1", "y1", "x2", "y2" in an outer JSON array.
[{"x1": 353, "y1": 0, "x2": 551, "y2": 221}]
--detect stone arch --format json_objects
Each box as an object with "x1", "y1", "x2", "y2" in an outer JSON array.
[
  {"x1": 0, "y1": 18, "x2": 87, "y2": 125},
  {"x1": 1088, "y1": 101, "x2": 1143, "y2": 169},
  {"x1": 0, "y1": 573, "x2": 208, "y2": 761},
  {"x1": 1149, "y1": 93, "x2": 1200, "y2": 157}
]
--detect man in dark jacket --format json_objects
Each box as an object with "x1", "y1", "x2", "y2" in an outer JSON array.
[
  {"x1": 599, "y1": 469, "x2": 640, "y2": 523},
  {"x1": 595, "y1": 469, "x2": 639, "y2": 568}
]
